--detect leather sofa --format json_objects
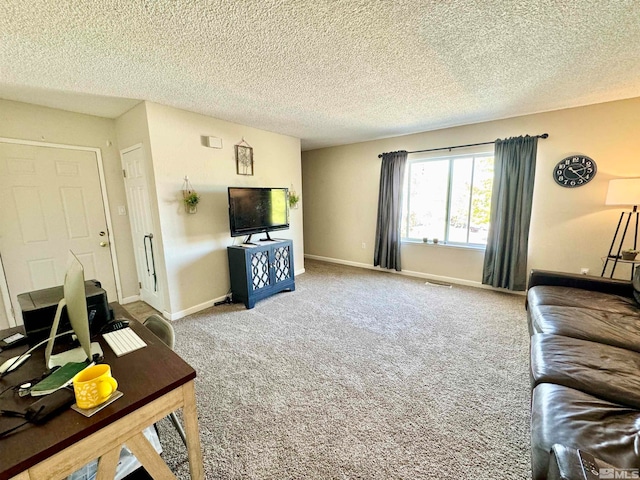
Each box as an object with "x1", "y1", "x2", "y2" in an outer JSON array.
[{"x1": 526, "y1": 267, "x2": 640, "y2": 480}]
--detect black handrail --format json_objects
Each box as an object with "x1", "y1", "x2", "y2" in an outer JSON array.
[{"x1": 144, "y1": 234, "x2": 157, "y2": 292}]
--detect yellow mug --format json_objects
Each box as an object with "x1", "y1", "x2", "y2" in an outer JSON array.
[{"x1": 72, "y1": 364, "x2": 118, "y2": 410}]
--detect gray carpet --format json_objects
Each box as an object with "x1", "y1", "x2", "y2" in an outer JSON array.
[{"x1": 155, "y1": 260, "x2": 531, "y2": 479}]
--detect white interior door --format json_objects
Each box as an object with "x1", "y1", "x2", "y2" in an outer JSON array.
[
  {"x1": 121, "y1": 146, "x2": 163, "y2": 312},
  {"x1": 0, "y1": 143, "x2": 118, "y2": 325}
]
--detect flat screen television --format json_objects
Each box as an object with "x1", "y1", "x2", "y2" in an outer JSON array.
[{"x1": 228, "y1": 187, "x2": 289, "y2": 239}]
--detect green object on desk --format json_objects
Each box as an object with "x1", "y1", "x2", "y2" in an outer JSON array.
[{"x1": 31, "y1": 362, "x2": 90, "y2": 396}]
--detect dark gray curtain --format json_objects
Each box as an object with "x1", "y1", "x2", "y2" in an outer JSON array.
[
  {"x1": 374, "y1": 151, "x2": 408, "y2": 271},
  {"x1": 482, "y1": 136, "x2": 538, "y2": 290}
]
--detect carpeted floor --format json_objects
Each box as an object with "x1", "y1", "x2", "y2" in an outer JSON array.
[{"x1": 152, "y1": 260, "x2": 531, "y2": 479}]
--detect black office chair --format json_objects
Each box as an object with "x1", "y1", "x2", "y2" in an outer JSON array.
[{"x1": 142, "y1": 314, "x2": 188, "y2": 447}]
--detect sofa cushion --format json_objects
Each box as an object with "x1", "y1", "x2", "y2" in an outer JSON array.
[
  {"x1": 633, "y1": 265, "x2": 640, "y2": 305},
  {"x1": 531, "y1": 334, "x2": 640, "y2": 409},
  {"x1": 531, "y1": 383, "x2": 640, "y2": 480},
  {"x1": 530, "y1": 305, "x2": 640, "y2": 352},
  {"x1": 528, "y1": 285, "x2": 640, "y2": 314}
]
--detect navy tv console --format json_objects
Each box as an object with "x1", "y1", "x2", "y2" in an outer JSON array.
[{"x1": 227, "y1": 239, "x2": 295, "y2": 309}]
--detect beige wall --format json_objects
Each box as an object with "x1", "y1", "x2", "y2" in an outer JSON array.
[
  {"x1": 114, "y1": 102, "x2": 171, "y2": 311},
  {"x1": 302, "y1": 97, "x2": 640, "y2": 284},
  {"x1": 143, "y1": 102, "x2": 304, "y2": 317},
  {"x1": 0, "y1": 99, "x2": 139, "y2": 327},
  {"x1": 0, "y1": 272, "x2": 5, "y2": 329},
  {"x1": 0, "y1": 98, "x2": 302, "y2": 323}
]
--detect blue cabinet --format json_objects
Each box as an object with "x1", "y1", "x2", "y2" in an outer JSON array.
[{"x1": 227, "y1": 240, "x2": 295, "y2": 309}]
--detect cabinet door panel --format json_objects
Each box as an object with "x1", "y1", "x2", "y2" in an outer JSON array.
[
  {"x1": 273, "y1": 245, "x2": 292, "y2": 283},
  {"x1": 250, "y1": 249, "x2": 272, "y2": 291}
]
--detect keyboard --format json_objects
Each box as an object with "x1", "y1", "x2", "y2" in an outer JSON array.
[{"x1": 103, "y1": 327, "x2": 147, "y2": 357}]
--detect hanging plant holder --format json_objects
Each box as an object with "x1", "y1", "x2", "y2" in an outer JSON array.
[
  {"x1": 288, "y1": 184, "x2": 300, "y2": 209},
  {"x1": 182, "y1": 176, "x2": 200, "y2": 214}
]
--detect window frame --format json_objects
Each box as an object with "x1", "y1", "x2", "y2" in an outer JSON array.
[{"x1": 402, "y1": 151, "x2": 494, "y2": 247}]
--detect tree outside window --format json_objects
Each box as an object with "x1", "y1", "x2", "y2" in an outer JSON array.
[{"x1": 402, "y1": 153, "x2": 494, "y2": 246}]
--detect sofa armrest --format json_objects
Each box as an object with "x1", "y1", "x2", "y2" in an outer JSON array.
[
  {"x1": 528, "y1": 270, "x2": 634, "y2": 298},
  {"x1": 548, "y1": 444, "x2": 615, "y2": 480}
]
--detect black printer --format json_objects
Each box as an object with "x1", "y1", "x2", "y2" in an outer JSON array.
[{"x1": 17, "y1": 280, "x2": 111, "y2": 343}]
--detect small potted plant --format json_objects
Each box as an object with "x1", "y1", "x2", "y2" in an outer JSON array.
[
  {"x1": 183, "y1": 191, "x2": 200, "y2": 214},
  {"x1": 288, "y1": 191, "x2": 300, "y2": 209},
  {"x1": 621, "y1": 249, "x2": 639, "y2": 261}
]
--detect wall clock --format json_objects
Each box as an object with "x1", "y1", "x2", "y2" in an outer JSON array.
[{"x1": 553, "y1": 155, "x2": 597, "y2": 188}]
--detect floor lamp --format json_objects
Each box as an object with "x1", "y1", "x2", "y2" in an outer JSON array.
[{"x1": 601, "y1": 178, "x2": 640, "y2": 279}]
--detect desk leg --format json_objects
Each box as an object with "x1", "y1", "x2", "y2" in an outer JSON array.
[
  {"x1": 127, "y1": 432, "x2": 176, "y2": 478},
  {"x1": 96, "y1": 447, "x2": 120, "y2": 480},
  {"x1": 182, "y1": 380, "x2": 204, "y2": 480}
]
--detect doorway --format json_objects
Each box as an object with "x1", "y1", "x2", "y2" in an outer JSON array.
[
  {"x1": 120, "y1": 145, "x2": 163, "y2": 313},
  {"x1": 0, "y1": 139, "x2": 122, "y2": 327}
]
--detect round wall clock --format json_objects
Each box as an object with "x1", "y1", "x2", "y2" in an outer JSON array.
[{"x1": 553, "y1": 155, "x2": 597, "y2": 188}]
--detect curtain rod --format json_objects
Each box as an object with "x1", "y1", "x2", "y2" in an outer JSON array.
[{"x1": 377, "y1": 133, "x2": 549, "y2": 158}]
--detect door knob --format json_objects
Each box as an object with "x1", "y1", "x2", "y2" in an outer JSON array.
[{"x1": 100, "y1": 241, "x2": 108, "y2": 247}]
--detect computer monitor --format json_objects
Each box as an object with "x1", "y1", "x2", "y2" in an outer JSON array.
[{"x1": 44, "y1": 252, "x2": 101, "y2": 368}]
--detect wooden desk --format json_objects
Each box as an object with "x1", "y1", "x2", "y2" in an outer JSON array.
[{"x1": 0, "y1": 306, "x2": 203, "y2": 480}]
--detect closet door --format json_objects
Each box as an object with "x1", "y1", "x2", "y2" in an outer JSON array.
[{"x1": 121, "y1": 145, "x2": 163, "y2": 313}]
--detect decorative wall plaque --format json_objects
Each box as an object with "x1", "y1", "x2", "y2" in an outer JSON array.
[{"x1": 235, "y1": 138, "x2": 253, "y2": 176}]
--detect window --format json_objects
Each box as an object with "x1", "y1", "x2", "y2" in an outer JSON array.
[{"x1": 401, "y1": 153, "x2": 494, "y2": 246}]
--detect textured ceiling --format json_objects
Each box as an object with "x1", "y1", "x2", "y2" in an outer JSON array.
[{"x1": 1, "y1": 1, "x2": 639, "y2": 150}]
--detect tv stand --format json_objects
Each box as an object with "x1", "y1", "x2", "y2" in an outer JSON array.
[
  {"x1": 245, "y1": 232, "x2": 274, "y2": 243},
  {"x1": 227, "y1": 239, "x2": 295, "y2": 309}
]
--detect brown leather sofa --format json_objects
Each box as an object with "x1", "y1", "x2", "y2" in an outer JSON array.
[{"x1": 526, "y1": 268, "x2": 640, "y2": 480}]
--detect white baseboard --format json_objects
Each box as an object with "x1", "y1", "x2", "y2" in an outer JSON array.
[
  {"x1": 167, "y1": 254, "x2": 504, "y2": 321},
  {"x1": 169, "y1": 273, "x2": 311, "y2": 320},
  {"x1": 305, "y1": 254, "x2": 374, "y2": 271},
  {"x1": 166, "y1": 269, "x2": 304, "y2": 320},
  {"x1": 167, "y1": 269, "x2": 306, "y2": 320},
  {"x1": 304, "y1": 254, "x2": 524, "y2": 295},
  {"x1": 120, "y1": 295, "x2": 141, "y2": 304},
  {"x1": 166, "y1": 296, "x2": 225, "y2": 321}
]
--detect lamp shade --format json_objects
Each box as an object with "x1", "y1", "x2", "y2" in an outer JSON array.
[{"x1": 605, "y1": 178, "x2": 640, "y2": 206}]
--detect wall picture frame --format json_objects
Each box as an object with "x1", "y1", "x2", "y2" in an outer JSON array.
[{"x1": 235, "y1": 143, "x2": 254, "y2": 176}]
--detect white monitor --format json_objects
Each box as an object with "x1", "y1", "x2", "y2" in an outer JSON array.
[{"x1": 44, "y1": 252, "x2": 102, "y2": 368}]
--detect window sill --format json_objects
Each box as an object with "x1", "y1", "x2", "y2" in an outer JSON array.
[{"x1": 401, "y1": 240, "x2": 486, "y2": 252}]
